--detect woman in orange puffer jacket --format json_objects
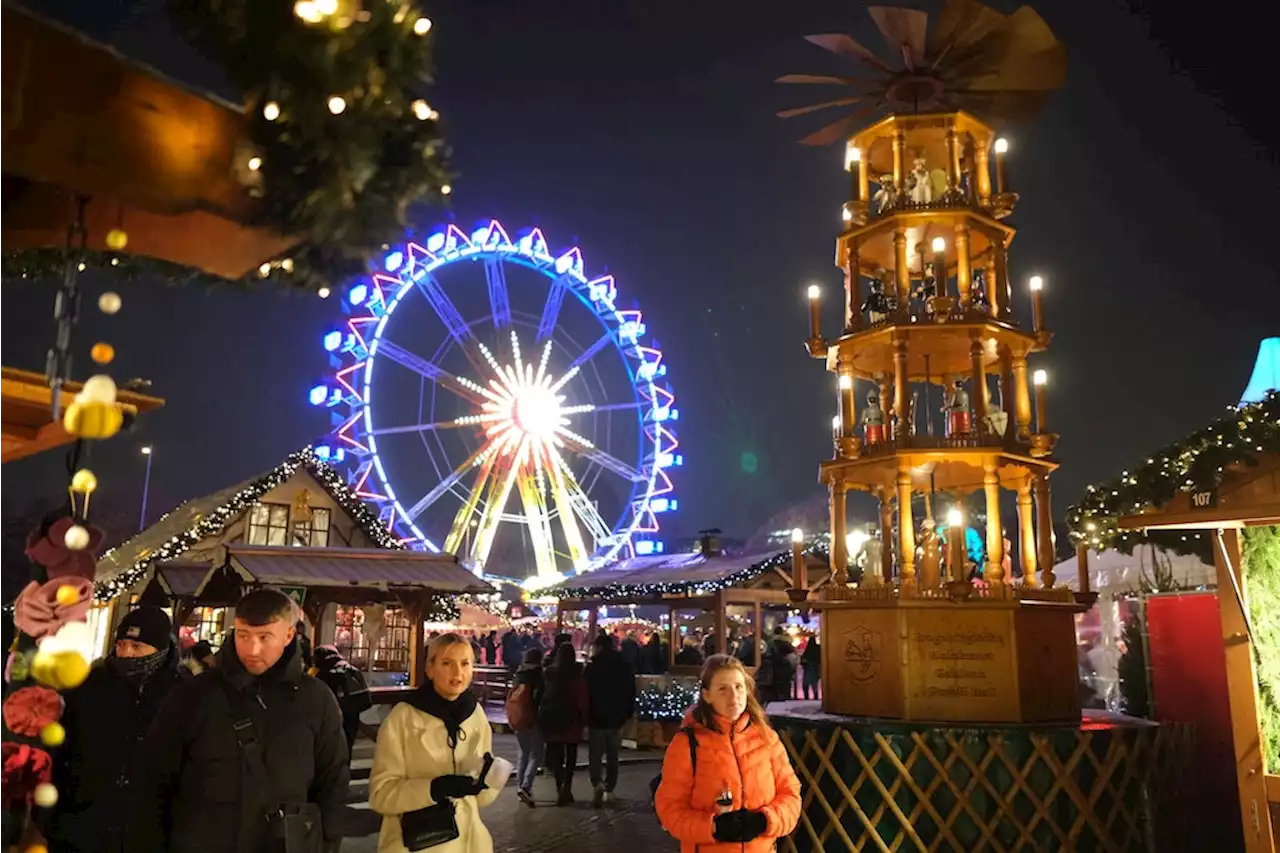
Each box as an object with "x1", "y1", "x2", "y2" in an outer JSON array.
[{"x1": 655, "y1": 655, "x2": 802, "y2": 851}]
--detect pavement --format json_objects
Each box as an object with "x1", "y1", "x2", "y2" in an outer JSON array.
[{"x1": 340, "y1": 735, "x2": 675, "y2": 851}]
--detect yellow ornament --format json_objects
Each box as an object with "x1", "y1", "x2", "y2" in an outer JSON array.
[
  {"x1": 33, "y1": 783, "x2": 58, "y2": 808},
  {"x1": 71, "y1": 468, "x2": 98, "y2": 494},
  {"x1": 25, "y1": 845, "x2": 49, "y2": 853},
  {"x1": 105, "y1": 228, "x2": 129, "y2": 251},
  {"x1": 32, "y1": 650, "x2": 90, "y2": 690},
  {"x1": 91, "y1": 342, "x2": 115, "y2": 364},
  {"x1": 40, "y1": 722, "x2": 66, "y2": 747},
  {"x1": 63, "y1": 401, "x2": 124, "y2": 440},
  {"x1": 55, "y1": 585, "x2": 81, "y2": 607}
]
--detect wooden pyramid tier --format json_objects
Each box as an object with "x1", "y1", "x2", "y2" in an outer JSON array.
[{"x1": 1, "y1": 6, "x2": 295, "y2": 279}]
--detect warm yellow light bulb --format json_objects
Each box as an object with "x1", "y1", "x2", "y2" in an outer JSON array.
[
  {"x1": 413, "y1": 16, "x2": 432, "y2": 35},
  {"x1": 994, "y1": 137, "x2": 1009, "y2": 154},
  {"x1": 1029, "y1": 275, "x2": 1044, "y2": 292},
  {"x1": 327, "y1": 96, "x2": 347, "y2": 115},
  {"x1": 947, "y1": 506, "x2": 963, "y2": 527},
  {"x1": 441, "y1": 184, "x2": 453, "y2": 195},
  {"x1": 838, "y1": 374, "x2": 852, "y2": 390},
  {"x1": 791, "y1": 528, "x2": 804, "y2": 544},
  {"x1": 807, "y1": 284, "x2": 820, "y2": 300},
  {"x1": 247, "y1": 156, "x2": 262, "y2": 171},
  {"x1": 262, "y1": 101, "x2": 281, "y2": 121},
  {"x1": 931, "y1": 236, "x2": 946, "y2": 252},
  {"x1": 1033, "y1": 369, "x2": 1048, "y2": 386},
  {"x1": 412, "y1": 99, "x2": 432, "y2": 121}
]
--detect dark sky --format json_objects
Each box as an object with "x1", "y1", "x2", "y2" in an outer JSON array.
[{"x1": 5, "y1": 0, "x2": 1277, "y2": 547}]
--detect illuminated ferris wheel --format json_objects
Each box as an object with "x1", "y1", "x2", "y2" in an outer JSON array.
[{"x1": 310, "y1": 220, "x2": 681, "y2": 580}]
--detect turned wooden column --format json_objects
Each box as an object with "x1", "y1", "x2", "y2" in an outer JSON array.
[
  {"x1": 1012, "y1": 356, "x2": 1032, "y2": 439},
  {"x1": 983, "y1": 462, "x2": 1005, "y2": 585},
  {"x1": 955, "y1": 223, "x2": 972, "y2": 308},
  {"x1": 847, "y1": 246, "x2": 861, "y2": 330},
  {"x1": 897, "y1": 466, "x2": 915, "y2": 590},
  {"x1": 984, "y1": 256, "x2": 998, "y2": 318},
  {"x1": 892, "y1": 130, "x2": 906, "y2": 192},
  {"x1": 829, "y1": 482, "x2": 848, "y2": 578},
  {"x1": 893, "y1": 336, "x2": 909, "y2": 444},
  {"x1": 975, "y1": 141, "x2": 992, "y2": 207},
  {"x1": 893, "y1": 229, "x2": 910, "y2": 307},
  {"x1": 968, "y1": 337, "x2": 988, "y2": 427},
  {"x1": 878, "y1": 487, "x2": 894, "y2": 580},
  {"x1": 993, "y1": 235, "x2": 1011, "y2": 318},
  {"x1": 1035, "y1": 474, "x2": 1056, "y2": 587},
  {"x1": 946, "y1": 128, "x2": 961, "y2": 191},
  {"x1": 1016, "y1": 479, "x2": 1037, "y2": 585}
]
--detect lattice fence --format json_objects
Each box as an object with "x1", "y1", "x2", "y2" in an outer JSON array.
[{"x1": 774, "y1": 719, "x2": 1191, "y2": 853}]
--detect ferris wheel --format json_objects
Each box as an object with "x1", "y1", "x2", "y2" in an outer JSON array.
[{"x1": 310, "y1": 219, "x2": 681, "y2": 581}]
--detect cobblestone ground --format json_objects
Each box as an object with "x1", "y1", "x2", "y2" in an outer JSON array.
[{"x1": 341, "y1": 737, "x2": 677, "y2": 852}]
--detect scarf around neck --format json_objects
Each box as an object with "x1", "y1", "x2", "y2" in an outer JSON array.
[
  {"x1": 406, "y1": 682, "x2": 478, "y2": 749},
  {"x1": 110, "y1": 647, "x2": 169, "y2": 686}
]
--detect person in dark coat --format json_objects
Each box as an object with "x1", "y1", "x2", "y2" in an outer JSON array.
[
  {"x1": 483, "y1": 630, "x2": 498, "y2": 665},
  {"x1": 800, "y1": 634, "x2": 821, "y2": 700},
  {"x1": 314, "y1": 644, "x2": 373, "y2": 757},
  {"x1": 511, "y1": 648, "x2": 546, "y2": 807},
  {"x1": 130, "y1": 589, "x2": 349, "y2": 853},
  {"x1": 43, "y1": 606, "x2": 183, "y2": 853},
  {"x1": 619, "y1": 632, "x2": 641, "y2": 672},
  {"x1": 501, "y1": 629, "x2": 523, "y2": 674},
  {"x1": 583, "y1": 634, "x2": 635, "y2": 806},
  {"x1": 538, "y1": 642, "x2": 588, "y2": 806}
]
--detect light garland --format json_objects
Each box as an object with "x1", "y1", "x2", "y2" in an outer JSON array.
[
  {"x1": 555, "y1": 548, "x2": 826, "y2": 601},
  {"x1": 1066, "y1": 392, "x2": 1280, "y2": 558},
  {"x1": 635, "y1": 682, "x2": 698, "y2": 721},
  {"x1": 94, "y1": 446, "x2": 404, "y2": 602}
]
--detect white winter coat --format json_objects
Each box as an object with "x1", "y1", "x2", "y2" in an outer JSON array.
[{"x1": 370, "y1": 701, "x2": 499, "y2": 853}]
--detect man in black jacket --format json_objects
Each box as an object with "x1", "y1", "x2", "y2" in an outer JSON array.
[
  {"x1": 583, "y1": 634, "x2": 636, "y2": 807},
  {"x1": 44, "y1": 606, "x2": 183, "y2": 853},
  {"x1": 130, "y1": 589, "x2": 349, "y2": 853}
]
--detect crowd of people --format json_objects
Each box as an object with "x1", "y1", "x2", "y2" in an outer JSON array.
[{"x1": 36, "y1": 596, "x2": 809, "y2": 853}]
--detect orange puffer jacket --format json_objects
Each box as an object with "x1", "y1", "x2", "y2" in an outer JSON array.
[{"x1": 655, "y1": 711, "x2": 802, "y2": 852}]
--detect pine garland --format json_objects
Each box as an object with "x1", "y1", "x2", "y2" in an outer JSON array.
[
  {"x1": 555, "y1": 548, "x2": 827, "y2": 601},
  {"x1": 1065, "y1": 392, "x2": 1280, "y2": 559}
]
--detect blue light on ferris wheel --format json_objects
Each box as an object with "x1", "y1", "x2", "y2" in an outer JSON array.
[
  {"x1": 322, "y1": 330, "x2": 344, "y2": 352},
  {"x1": 308, "y1": 384, "x2": 329, "y2": 406},
  {"x1": 384, "y1": 251, "x2": 405, "y2": 273},
  {"x1": 349, "y1": 283, "x2": 368, "y2": 306},
  {"x1": 426, "y1": 232, "x2": 446, "y2": 253},
  {"x1": 636, "y1": 540, "x2": 665, "y2": 556}
]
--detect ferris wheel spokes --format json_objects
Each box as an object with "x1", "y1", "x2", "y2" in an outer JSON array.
[
  {"x1": 410, "y1": 271, "x2": 489, "y2": 376},
  {"x1": 484, "y1": 256, "x2": 512, "y2": 328},
  {"x1": 373, "y1": 339, "x2": 487, "y2": 406},
  {"x1": 406, "y1": 442, "x2": 492, "y2": 521}
]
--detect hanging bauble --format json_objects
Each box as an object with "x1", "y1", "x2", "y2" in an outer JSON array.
[
  {"x1": 98, "y1": 292, "x2": 122, "y2": 315},
  {"x1": 90, "y1": 343, "x2": 115, "y2": 365},
  {"x1": 33, "y1": 783, "x2": 58, "y2": 808},
  {"x1": 105, "y1": 229, "x2": 129, "y2": 251},
  {"x1": 55, "y1": 585, "x2": 81, "y2": 607},
  {"x1": 70, "y1": 469, "x2": 97, "y2": 494},
  {"x1": 63, "y1": 525, "x2": 90, "y2": 551},
  {"x1": 40, "y1": 722, "x2": 66, "y2": 747}
]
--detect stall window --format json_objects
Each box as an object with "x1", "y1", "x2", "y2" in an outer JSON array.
[
  {"x1": 291, "y1": 507, "x2": 331, "y2": 547},
  {"x1": 372, "y1": 608, "x2": 412, "y2": 673},
  {"x1": 247, "y1": 502, "x2": 290, "y2": 545},
  {"x1": 333, "y1": 605, "x2": 369, "y2": 669},
  {"x1": 187, "y1": 607, "x2": 229, "y2": 649}
]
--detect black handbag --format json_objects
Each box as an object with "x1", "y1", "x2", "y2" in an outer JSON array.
[
  {"x1": 226, "y1": 689, "x2": 325, "y2": 853},
  {"x1": 399, "y1": 800, "x2": 460, "y2": 851}
]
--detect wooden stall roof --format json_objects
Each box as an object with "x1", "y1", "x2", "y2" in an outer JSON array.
[
  {"x1": 224, "y1": 545, "x2": 493, "y2": 594},
  {"x1": 96, "y1": 449, "x2": 395, "y2": 588},
  {"x1": 553, "y1": 548, "x2": 829, "y2": 600},
  {"x1": 1, "y1": 367, "x2": 165, "y2": 463},
  {"x1": 2, "y1": 5, "x2": 295, "y2": 277},
  {"x1": 1119, "y1": 455, "x2": 1280, "y2": 532},
  {"x1": 153, "y1": 561, "x2": 211, "y2": 597}
]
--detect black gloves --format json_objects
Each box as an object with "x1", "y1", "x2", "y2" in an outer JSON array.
[
  {"x1": 713, "y1": 809, "x2": 768, "y2": 842},
  {"x1": 431, "y1": 774, "x2": 479, "y2": 801}
]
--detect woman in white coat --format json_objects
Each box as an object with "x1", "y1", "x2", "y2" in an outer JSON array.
[{"x1": 371, "y1": 632, "x2": 500, "y2": 853}]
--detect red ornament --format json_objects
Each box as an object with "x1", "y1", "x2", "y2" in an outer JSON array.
[
  {"x1": 1, "y1": 743, "x2": 53, "y2": 806},
  {"x1": 2, "y1": 687, "x2": 63, "y2": 737},
  {"x1": 24, "y1": 517, "x2": 103, "y2": 581}
]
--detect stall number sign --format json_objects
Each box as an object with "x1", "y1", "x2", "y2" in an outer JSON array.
[{"x1": 1190, "y1": 489, "x2": 1218, "y2": 510}]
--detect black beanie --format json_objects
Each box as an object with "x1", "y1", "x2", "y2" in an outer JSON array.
[{"x1": 116, "y1": 606, "x2": 173, "y2": 650}]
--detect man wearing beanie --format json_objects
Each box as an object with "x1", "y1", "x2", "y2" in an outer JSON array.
[{"x1": 42, "y1": 605, "x2": 182, "y2": 853}]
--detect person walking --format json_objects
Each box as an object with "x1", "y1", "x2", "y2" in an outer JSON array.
[
  {"x1": 369, "y1": 633, "x2": 501, "y2": 853},
  {"x1": 483, "y1": 630, "x2": 497, "y2": 666},
  {"x1": 800, "y1": 633, "x2": 821, "y2": 700},
  {"x1": 130, "y1": 590, "x2": 349, "y2": 853},
  {"x1": 43, "y1": 606, "x2": 183, "y2": 853},
  {"x1": 507, "y1": 648, "x2": 545, "y2": 807},
  {"x1": 655, "y1": 655, "x2": 802, "y2": 852},
  {"x1": 583, "y1": 634, "x2": 635, "y2": 807},
  {"x1": 538, "y1": 642, "x2": 588, "y2": 806},
  {"x1": 314, "y1": 645, "x2": 374, "y2": 757}
]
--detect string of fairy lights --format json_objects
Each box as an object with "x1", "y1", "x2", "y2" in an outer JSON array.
[
  {"x1": 1066, "y1": 392, "x2": 1280, "y2": 556},
  {"x1": 554, "y1": 547, "x2": 825, "y2": 602}
]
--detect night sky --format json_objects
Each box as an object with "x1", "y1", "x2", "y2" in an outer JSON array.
[{"x1": 4, "y1": 0, "x2": 1277, "y2": 550}]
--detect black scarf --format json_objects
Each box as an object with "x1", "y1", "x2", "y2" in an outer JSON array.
[
  {"x1": 406, "y1": 682, "x2": 477, "y2": 749},
  {"x1": 109, "y1": 647, "x2": 169, "y2": 686}
]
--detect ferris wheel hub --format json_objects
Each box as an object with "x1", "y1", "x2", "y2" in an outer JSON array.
[{"x1": 513, "y1": 386, "x2": 562, "y2": 439}]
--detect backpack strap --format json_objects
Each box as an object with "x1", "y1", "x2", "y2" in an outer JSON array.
[
  {"x1": 221, "y1": 679, "x2": 283, "y2": 823},
  {"x1": 681, "y1": 726, "x2": 698, "y2": 776}
]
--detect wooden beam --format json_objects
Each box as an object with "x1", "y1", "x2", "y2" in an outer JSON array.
[{"x1": 1214, "y1": 528, "x2": 1275, "y2": 851}]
